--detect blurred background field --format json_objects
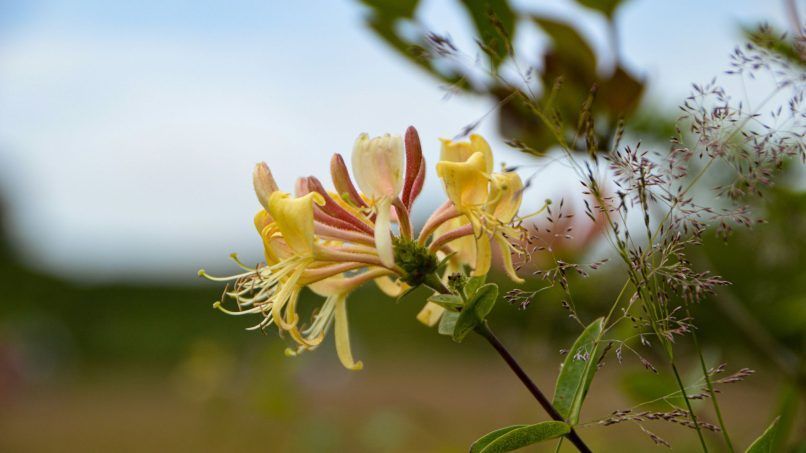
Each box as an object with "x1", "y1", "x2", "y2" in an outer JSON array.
[{"x1": 0, "y1": 0, "x2": 804, "y2": 451}]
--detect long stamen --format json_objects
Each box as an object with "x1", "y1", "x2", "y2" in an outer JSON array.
[
  {"x1": 228, "y1": 253, "x2": 256, "y2": 271},
  {"x1": 198, "y1": 269, "x2": 256, "y2": 282}
]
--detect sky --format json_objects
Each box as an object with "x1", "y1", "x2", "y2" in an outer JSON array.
[{"x1": 0, "y1": 0, "x2": 797, "y2": 282}]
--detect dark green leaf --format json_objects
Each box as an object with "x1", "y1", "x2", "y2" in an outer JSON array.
[
  {"x1": 746, "y1": 417, "x2": 780, "y2": 453},
  {"x1": 553, "y1": 317, "x2": 604, "y2": 424},
  {"x1": 476, "y1": 421, "x2": 570, "y2": 453},
  {"x1": 464, "y1": 275, "x2": 487, "y2": 299},
  {"x1": 771, "y1": 386, "x2": 799, "y2": 452},
  {"x1": 469, "y1": 425, "x2": 526, "y2": 453},
  {"x1": 438, "y1": 311, "x2": 460, "y2": 336},
  {"x1": 453, "y1": 283, "x2": 498, "y2": 342}
]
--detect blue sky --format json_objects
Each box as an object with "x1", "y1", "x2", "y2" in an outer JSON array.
[{"x1": 0, "y1": 0, "x2": 796, "y2": 281}]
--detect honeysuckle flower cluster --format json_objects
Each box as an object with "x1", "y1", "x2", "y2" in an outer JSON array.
[{"x1": 201, "y1": 126, "x2": 528, "y2": 370}]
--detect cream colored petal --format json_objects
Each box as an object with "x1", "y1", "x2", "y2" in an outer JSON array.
[
  {"x1": 374, "y1": 275, "x2": 406, "y2": 297},
  {"x1": 352, "y1": 133, "x2": 404, "y2": 199},
  {"x1": 334, "y1": 296, "x2": 363, "y2": 370},
  {"x1": 416, "y1": 301, "x2": 446, "y2": 327},
  {"x1": 374, "y1": 197, "x2": 395, "y2": 267}
]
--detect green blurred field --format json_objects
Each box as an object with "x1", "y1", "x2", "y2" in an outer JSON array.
[{"x1": 1, "y1": 197, "x2": 801, "y2": 452}]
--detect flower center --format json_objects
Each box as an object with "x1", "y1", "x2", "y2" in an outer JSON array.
[{"x1": 392, "y1": 237, "x2": 438, "y2": 287}]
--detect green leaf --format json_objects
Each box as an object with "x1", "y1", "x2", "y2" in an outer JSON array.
[
  {"x1": 745, "y1": 417, "x2": 780, "y2": 453},
  {"x1": 771, "y1": 386, "x2": 799, "y2": 452},
  {"x1": 552, "y1": 317, "x2": 604, "y2": 424},
  {"x1": 469, "y1": 425, "x2": 526, "y2": 453},
  {"x1": 474, "y1": 421, "x2": 570, "y2": 453},
  {"x1": 464, "y1": 275, "x2": 487, "y2": 299},
  {"x1": 438, "y1": 311, "x2": 460, "y2": 336},
  {"x1": 459, "y1": 0, "x2": 516, "y2": 68},
  {"x1": 574, "y1": 0, "x2": 626, "y2": 18},
  {"x1": 453, "y1": 283, "x2": 498, "y2": 342},
  {"x1": 427, "y1": 294, "x2": 464, "y2": 308}
]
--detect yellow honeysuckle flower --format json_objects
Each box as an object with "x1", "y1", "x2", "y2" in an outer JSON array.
[
  {"x1": 351, "y1": 133, "x2": 405, "y2": 268},
  {"x1": 204, "y1": 127, "x2": 528, "y2": 369},
  {"x1": 435, "y1": 135, "x2": 526, "y2": 281}
]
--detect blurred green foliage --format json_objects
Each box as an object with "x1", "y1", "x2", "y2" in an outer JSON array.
[{"x1": 359, "y1": 0, "x2": 659, "y2": 152}]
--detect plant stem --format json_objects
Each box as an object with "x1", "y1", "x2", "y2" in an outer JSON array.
[
  {"x1": 475, "y1": 322, "x2": 592, "y2": 453},
  {"x1": 691, "y1": 332, "x2": 735, "y2": 452},
  {"x1": 671, "y1": 362, "x2": 709, "y2": 452}
]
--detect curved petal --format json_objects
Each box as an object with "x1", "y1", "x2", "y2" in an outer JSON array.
[
  {"x1": 440, "y1": 134, "x2": 494, "y2": 172},
  {"x1": 268, "y1": 191, "x2": 325, "y2": 255},
  {"x1": 330, "y1": 153, "x2": 367, "y2": 208},
  {"x1": 254, "y1": 209, "x2": 272, "y2": 235},
  {"x1": 253, "y1": 162, "x2": 279, "y2": 210},
  {"x1": 472, "y1": 232, "x2": 492, "y2": 277},
  {"x1": 495, "y1": 234, "x2": 524, "y2": 283},
  {"x1": 402, "y1": 126, "x2": 425, "y2": 208},
  {"x1": 436, "y1": 152, "x2": 490, "y2": 210},
  {"x1": 488, "y1": 171, "x2": 524, "y2": 223},
  {"x1": 334, "y1": 296, "x2": 363, "y2": 370}
]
